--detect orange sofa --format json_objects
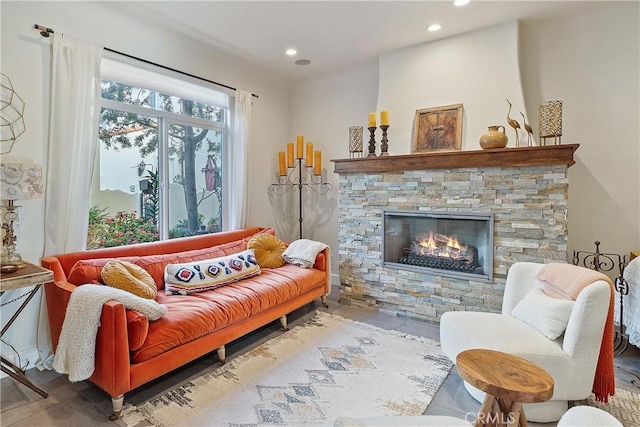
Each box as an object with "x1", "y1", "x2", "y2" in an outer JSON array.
[{"x1": 42, "y1": 227, "x2": 330, "y2": 420}]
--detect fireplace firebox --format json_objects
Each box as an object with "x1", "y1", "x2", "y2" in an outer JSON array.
[{"x1": 383, "y1": 210, "x2": 494, "y2": 282}]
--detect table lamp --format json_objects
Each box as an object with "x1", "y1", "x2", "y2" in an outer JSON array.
[{"x1": 1, "y1": 163, "x2": 43, "y2": 267}]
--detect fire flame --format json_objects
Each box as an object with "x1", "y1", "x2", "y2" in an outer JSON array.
[
  {"x1": 419, "y1": 231, "x2": 437, "y2": 249},
  {"x1": 414, "y1": 231, "x2": 464, "y2": 259},
  {"x1": 447, "y1": 236, "x2": 460, "y2": 250}
]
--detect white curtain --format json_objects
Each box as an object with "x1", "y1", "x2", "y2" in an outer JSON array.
[
  {"x1": 229, "y1": 89, "x2": 251, "y2": 230},
  {"x1": 37, "y1": 34, "x2": 103, "y2": 369}
]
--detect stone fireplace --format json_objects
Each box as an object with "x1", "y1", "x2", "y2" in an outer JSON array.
[
  {"x1": 332, "y1": 145, "x2": 578, "y2": 322},
  {"x1": 383, "y1": 210, "x2": 493, "y2": 283}
]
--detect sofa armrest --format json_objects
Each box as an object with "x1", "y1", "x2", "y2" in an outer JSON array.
[
  {"x1": 313, "y1": 248, "x2": 329, "y2": 272},
  {"x1": 44, "y1": 278, "x2": 133, "y2": 397},
  {"x1": 44, "y1": 279, "x2": 76, "y2": 352},
  {"x1": 91, "y1": 299, "x2": 133, "y2": 397},
  {"x1": 42, "y1": 256, "x2": 68, "y2": 283}
]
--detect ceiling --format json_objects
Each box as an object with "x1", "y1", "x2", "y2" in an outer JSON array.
[{"x1": 120, "y1": 1, "x2": 611, "y2": 80}]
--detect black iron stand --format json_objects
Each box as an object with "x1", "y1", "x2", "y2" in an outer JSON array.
[{"x1": 573, "y1": 241, "x2": 629, "y2": 355}]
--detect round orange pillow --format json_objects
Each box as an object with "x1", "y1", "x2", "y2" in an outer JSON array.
[
  {"x1": 101, "y1": 260, "x2": 157, "y2": 299},
  {"x1": 247, "y1": 234, "x2": 287, "y2": 268}
]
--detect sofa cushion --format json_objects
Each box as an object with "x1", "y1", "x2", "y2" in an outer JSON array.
[
  {"x1": 67, "y1": 240, "x2": 247, "y2": 289},
  {"x1": 131, "y1": 264, "x2": 327, "y2": 363},
  {"x1": 247, "y1": 233, "x2": 286, "y2": 268},
  {"x1": 511, "y1": 288, "x2": 575, "y2": 340},
  {"x1": 164, "y1": 250, "x2": 261, "y2": 295},
  {"x1": 126, "y1": 310, "x2": 149, "y2": 351},
  {"x1": 101, "y1": 260, "x2": 157, "y2": 299}
]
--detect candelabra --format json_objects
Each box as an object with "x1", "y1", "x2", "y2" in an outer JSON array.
[
  {"x1": 573, "y1": 240, "x2": 629, "y2": 355},
  {"x1": 269, "y1": 158, "x2": 332, "y2": 239}
]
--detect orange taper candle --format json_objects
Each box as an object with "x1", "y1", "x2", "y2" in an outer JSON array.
[
  {"x1": 306, "y1": 142, "x2": 314, "y2": 167},
  {"x1": 278, "y1": 151, "x2": 286, "y2": 176},
  {"x1": 296, "y1": 135, "x2": 304, "y2": 159},
  {"x1": 287, "y1": 143, "x2": 294, "y2": 167},
  {"x1": 314, "y1": 150, "x2": 322, "y2": 175}
]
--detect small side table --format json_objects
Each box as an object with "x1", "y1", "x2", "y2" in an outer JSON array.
[
  {"x1": 0, "y1": 262, "x2": 53, "y2": 398},
  {"x1": 456, "y1": 349, "x2": 554, "y2": 427}
]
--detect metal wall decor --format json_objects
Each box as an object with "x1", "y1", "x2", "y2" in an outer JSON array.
[
  {"x1": 0, "y1": 74, "x2": 26, "y2": 155},
  {"x1": 573, "y1": 240, "x2": 629, "y2": 355},
  {"x1": 538, "y1": 100, "x2": 563, "y2": 145}
]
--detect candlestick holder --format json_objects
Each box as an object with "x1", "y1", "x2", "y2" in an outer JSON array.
[
  {"x1": 367, "y1": 126, "x2": 377, "y2": 157},
  {"x1": 379, "y1": 125, "x2": 389, "y2": 156},
  {"x1": 269, "y1": 158, "x2": 332, "y2": 239}
]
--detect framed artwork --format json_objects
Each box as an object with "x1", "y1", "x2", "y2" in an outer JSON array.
[{"x1": 412, "y1": 103, "x2": 463, "y2": 153}]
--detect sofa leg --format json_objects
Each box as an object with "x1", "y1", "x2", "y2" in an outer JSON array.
[
  {"x1": 216, "y1": 345, "x2": 226, "y2": 365},
  {"x1": 109, "y1": 394, "x2": 124, "y2": 421},
  {"x1": 279, "y1": 315, "x2": 289, "y2": 331},
  {"x1": 321, "y1": 295, "x2": 328, "y2": 308}
]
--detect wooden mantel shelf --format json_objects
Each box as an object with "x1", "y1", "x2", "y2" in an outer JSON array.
[{"x1": 331, "y1": 144, "x2": 579, "y2": 174}]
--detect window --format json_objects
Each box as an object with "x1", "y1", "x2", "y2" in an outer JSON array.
[{"x1": 88, "y1": 56, "x2": 229, "y2": 249}]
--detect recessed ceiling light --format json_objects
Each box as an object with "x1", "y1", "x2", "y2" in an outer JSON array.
[
  {"x1": 295, "y1": 59, "x2": 311, "y2": 66},
  {"x1": 454, "y1": 0, "x2": 470, "y2": 6},
  {"x1": 286, "y1": 48, "x2": 297, "y2": 56},
  {"x1": 427, "y1": 24, "x2": 442, "y2": 32}
]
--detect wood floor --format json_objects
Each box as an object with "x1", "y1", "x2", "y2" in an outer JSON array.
[{"x1": 2, "y1": 287, "x2": 638, "y2": 426}]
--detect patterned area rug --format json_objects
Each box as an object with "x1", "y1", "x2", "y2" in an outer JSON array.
[
  {"x1": 121, "y1": 311, "x2": 453, "y2": 426},
  {"x1": 581, "y1": 387, "x2": 640, "y2": 426}
]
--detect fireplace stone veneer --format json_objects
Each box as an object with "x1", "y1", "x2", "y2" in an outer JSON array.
[{"x1": 333, "y1": 145, "x2": 577, "y2": 323}]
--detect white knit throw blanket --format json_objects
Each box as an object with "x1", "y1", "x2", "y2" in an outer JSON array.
[
  {"x1": 53, "y1": 285, "x2": 167, "y2": 382},
  {"x1": 282, "y1": 239, "x2": 328, "y2": 268},
  {"x1": 282, "y1": 239, "x2": 331, "y2": 292}
]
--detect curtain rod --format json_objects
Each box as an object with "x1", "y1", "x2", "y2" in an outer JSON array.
[{"x1": 33, "y1": 24, "x2": 259, "y2": 99}]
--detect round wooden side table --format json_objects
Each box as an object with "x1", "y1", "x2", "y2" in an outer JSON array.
[{"x1": 456, "y1": 349, "x2": 554, "y2": 427}]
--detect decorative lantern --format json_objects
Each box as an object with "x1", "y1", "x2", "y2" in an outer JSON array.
[
  {"x1": 538, "y1": 100, "x2": 562, "y2": 145},
  {"x1": 348, "y1": 126, "x2": 363, "y2": 158}
]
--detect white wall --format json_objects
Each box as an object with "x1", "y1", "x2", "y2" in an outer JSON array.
[
  {"x1": 1, "y1": 1, "x2": 290, "y2": 368},
  {"x1": 287, "y1": 60, "x2": 379, "y2": 258},
  {"x1": 378, "y1": 21, "x2": 527, "y2": 153},
  {"x1": 519, "y1": 1, "x2": 640, "y2": 261}
]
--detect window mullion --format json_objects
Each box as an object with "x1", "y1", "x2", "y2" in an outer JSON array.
[{"x1": 158, "y1": 117, "x2": 170, "y2": 240}]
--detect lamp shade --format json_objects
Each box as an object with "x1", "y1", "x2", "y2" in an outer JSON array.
[{"x1": 0, "y1": 163, "x2": 43, "y2": 199}]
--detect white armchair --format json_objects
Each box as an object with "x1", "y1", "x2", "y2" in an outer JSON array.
[{"x1": 440, "y1": 262, "x2": 611, "y2": 423}]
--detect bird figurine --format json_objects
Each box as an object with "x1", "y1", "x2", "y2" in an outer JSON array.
[
  {"x1": 520, "y1": 112, "x2": 534, "y2": 146},
  {"x1": 506, "y1": 99, "x2": 521, "y2": 146}
]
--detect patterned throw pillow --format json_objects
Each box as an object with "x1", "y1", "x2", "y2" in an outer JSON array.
[
  {"x1": 164, "y1": 249, "x2": 261, "y2": 295},
  {"x1": 101, "y1": 260, "x2": 158, "y2": 299},
  {"x1": 247, "y1": 233, "x2": 287, "y2": 268}
]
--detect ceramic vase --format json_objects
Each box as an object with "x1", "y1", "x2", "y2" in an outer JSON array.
[{"x1": 479, "y1": 125, "x2": 508, "y2": 149}]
